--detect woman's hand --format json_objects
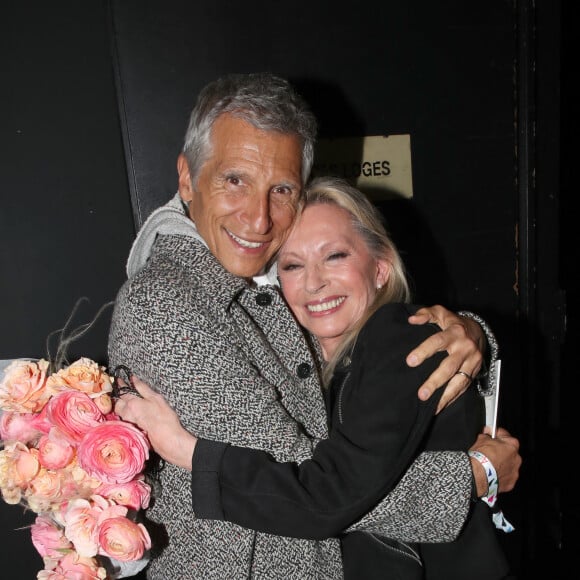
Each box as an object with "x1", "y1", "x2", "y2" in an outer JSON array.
[
  {"x1": 469, "y1": 427, "x2": 521, "y2": 496},
  {"x1": 407, "y1": 305, "x2": 485, "y2": 412},
  {"x1": 114, "y1": 376, "x2": 197, "y2": 471}
]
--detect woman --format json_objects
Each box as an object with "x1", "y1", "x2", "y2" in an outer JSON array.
[{"x1": 116, "y1": 177, "x2": 521, "y2": 579}]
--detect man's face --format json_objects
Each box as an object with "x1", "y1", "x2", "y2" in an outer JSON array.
[{"x1": 178, "y1": 114, "x2": 303, "y2": 279}]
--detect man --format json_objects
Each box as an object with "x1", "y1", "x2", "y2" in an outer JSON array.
[{"x1": 108, "y1": 73, "x2": 492, "y2": 579}]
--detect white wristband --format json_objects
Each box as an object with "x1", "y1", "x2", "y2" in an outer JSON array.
[{"x1": 468, "y1": 450, "x2": 498, "y2": 507}]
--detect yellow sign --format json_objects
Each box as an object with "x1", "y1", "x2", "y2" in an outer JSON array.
[{"x1": 312, "y1": 134, "x2": 413, "y2": 200}]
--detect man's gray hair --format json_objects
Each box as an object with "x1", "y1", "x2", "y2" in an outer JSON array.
[{"x1": 182, "y1": 73, "x2": 317, "y2": 186}]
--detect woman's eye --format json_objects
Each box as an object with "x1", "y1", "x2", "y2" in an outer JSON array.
[
  {"x1": 281, "y1": 263, "x2": 301, "y2": 272},
  {"x1": 328, "y1": 252, "x2": 348, "y2": 261}
]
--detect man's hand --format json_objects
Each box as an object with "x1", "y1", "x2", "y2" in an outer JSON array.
[
  {"x1": 114, "y1": 376, "x2": 197, "y2": 471},
  {"x1": 407, "y1": 305, "x2": 485, "y2": 412}
]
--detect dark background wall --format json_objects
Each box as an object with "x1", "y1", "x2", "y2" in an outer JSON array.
[
  {"x1": 1, "y1": 3, "x2": 134, "y2": 577},
  {"x1": 1, "y1": 1, "x2": 568, "y2": 577}
]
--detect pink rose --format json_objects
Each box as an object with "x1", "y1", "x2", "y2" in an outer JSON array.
[
  {"x1": 98, "y1": 516, "x2": 152, "y2": 562},
  {"x1": 46, "y1": 390, "x2": 105, "y2": 444},
  {"x1": 46, "y1": 358, "x2": 113, "y2": 398},
  {"x1": 0, "y1": 441, "x2": 40, "y2": 489},
  {"x1": 62, "y1": 463, "x2": 102, "y2": 499},
  {"x1": 38, "y1": 433, "x2": 75, "y2": 470},
  {"x1": 78, "y1": 421, "x2": 149, "y2": 484},
  {"x1": 31, "y1": 514, "x2": 73, "y2": 559},
  {"x1": 96, "y1": 477, "x2": 151, "y2": 510},
  {"x1": 0, "y1": 411, "x2": 42, "y2": 444},
  {"x1": 0, "y1": 359, "x2": 51, "y2": 413},
  {"x1": 37, "y1": 552, "x2": 107, "y2": 580},
  {"x1": 1, "y1": 443, "x2": 39, "y2": 503},
  {"x1": 27, "y1": 466, "x2": 68, "y2": 512}
]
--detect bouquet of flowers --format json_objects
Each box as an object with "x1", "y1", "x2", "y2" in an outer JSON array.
[{"x1": 0, "y1": 357, "x2": 152, "y2": 579}]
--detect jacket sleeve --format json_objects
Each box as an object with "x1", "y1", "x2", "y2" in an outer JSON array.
[
  {"x1": 191, "y1": 304, "x2": 473, "y2": 541},
  {"x1": 345, "y1": 450, "x2": 472, "y2": 542}
]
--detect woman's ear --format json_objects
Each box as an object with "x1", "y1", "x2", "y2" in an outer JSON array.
[{"x1": 376, "y1": 258, "x2": 391, "y2": 289}]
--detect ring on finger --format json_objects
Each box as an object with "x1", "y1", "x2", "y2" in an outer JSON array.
[{"x1": 455, "y1": 370, "x2": 473, "y2": 381}]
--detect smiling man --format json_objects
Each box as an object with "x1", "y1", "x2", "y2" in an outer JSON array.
[
  {"x1": 177, "y1": 113, "x2": 303, "y2": 280},
  {"x1": 108, "y1": 73, "x2": 488, "y2": 579}
]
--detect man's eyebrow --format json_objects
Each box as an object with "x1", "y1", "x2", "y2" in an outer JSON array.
[
  {"x1": 219, "y1": 168, "x2": 248, "y2": 179},
  {"x1": 274, "y1": 180, "x2": 301, "y2": 192}
]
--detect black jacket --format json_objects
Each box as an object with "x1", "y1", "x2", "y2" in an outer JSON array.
[{"x1": 191, "y1": 303, "x2": 509, "y2": 579}]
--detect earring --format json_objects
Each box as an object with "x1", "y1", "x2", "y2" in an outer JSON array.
[{"x1": 376, "y1": 283, "x2": 383, "y2": 290}]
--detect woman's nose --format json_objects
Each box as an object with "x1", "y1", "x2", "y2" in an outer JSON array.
[{"x1": 304, "y1": 265, "x2": 326, "y2": 294}]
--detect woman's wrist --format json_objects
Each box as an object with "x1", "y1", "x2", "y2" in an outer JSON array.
[
  {"x1": 162, "y1": 428, "x2": 197, "y2": 471},
  {"x1": 180, "y1": 431, "x2": 197, "y2": 471}
]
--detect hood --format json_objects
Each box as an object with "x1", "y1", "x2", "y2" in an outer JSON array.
[{"x1": 125, "y1": 192, "x2": 204, "y2": 278}]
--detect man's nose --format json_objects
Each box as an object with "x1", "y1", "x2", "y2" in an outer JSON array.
[{"x1": 241, "y1": 193, "x2": 272, "y2": 234}]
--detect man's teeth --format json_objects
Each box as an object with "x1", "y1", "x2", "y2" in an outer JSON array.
[
  {"x1": 307, "y1": 297, "x2": 345, "y2": 312},
  {"x1": 228, "y1": 231, "x2": 263, "y2": 249}
]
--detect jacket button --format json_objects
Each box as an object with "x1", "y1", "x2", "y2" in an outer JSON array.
[
  {"x1": 256, "y1": 292, "x2": 272, "y2": 306},
  {"x1": 297, "y1": 363, "x2": 312, "y2": 378}
]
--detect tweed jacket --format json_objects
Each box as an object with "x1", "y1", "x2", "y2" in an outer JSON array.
[{"x1": 108, "y1": 198, "x2": 472, "y2": 579}]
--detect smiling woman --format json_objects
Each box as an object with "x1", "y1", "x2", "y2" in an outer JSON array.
[{"x1": 277, "y1": 202, "x2": 392, "y2": 361}]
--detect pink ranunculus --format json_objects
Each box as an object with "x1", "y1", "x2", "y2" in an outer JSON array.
[
  {"x1": 31, "y1": 514, "x2": 73, "y2": 559},
  {"x1": 96, "y1": 477, "x2": 151, "y2": 510},
  {"x1": 63, "y1": 495, "x2": 126, "y2": 558},
  {"x1": 0, "y1": 410, "x2": 42, "y2": 444},
  {"x1": 30, "y1": 403, "x2": 55, "y2": 435},
  {"x1": 37, "y1": 552, "x2": 107, "y2": 580},
  {"x1": 46, "y1": 358, "x2": 113, "y2": 398},
  {"x1": 61, "y1": 498, "x2": 100, "y2": 557},
  {"x1": 38, "y1": 433, "x2": 75, "y2": 470},
  {"x1": 46, "y1": 390, "x2": 105, "y2": 444},
  {"x1": 98, "y1": 516, "x2": 152, "y2": 562},
  {"x1": 0, "y1": 359, "x2": 51, "y2": 413},
  {"x1": 77, "y1": 422, "x2": 149, "y2": 484}
]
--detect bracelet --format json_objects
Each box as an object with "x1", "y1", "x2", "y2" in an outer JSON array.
[
  {"x1": 457, "y1": 311, "x2": 499, "y2": 396},
  {"x1": 468, "y1": 450, "x2": 498, "y2": 507}
]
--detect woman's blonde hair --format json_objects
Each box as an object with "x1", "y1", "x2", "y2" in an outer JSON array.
[{"x1": 300, "y1": 176, "x2": 411, "y2": 385}]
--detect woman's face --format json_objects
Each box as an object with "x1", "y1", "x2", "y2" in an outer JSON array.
[{"x1": 278, "y1": 202, "x2": 390, "y2": 360}]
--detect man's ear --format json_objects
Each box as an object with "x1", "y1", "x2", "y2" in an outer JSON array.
[{"x1": 177, "y1": 153, "x2": 194, "y2": 204}]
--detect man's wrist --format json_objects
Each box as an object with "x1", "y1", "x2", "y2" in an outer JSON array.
[
  {"x1": 468, "y1": 450, "x2": 498, "y2": 507},
  {"x1": 457, "y1": 311, "x2": 499, "y2": 396}
]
